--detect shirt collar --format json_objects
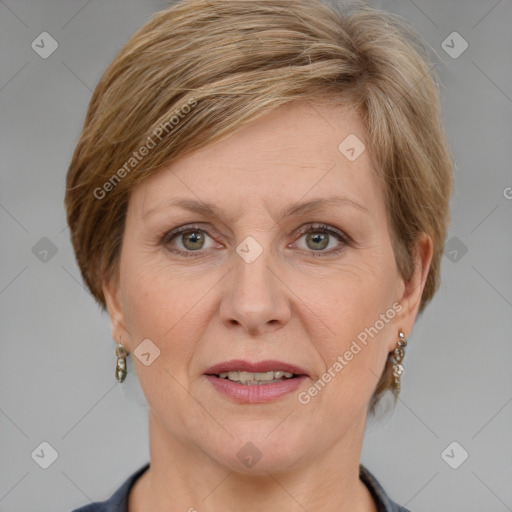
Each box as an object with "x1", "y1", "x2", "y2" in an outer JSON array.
[{"x1": 77, "y1": 461, "x2": 410, "y2": 512}]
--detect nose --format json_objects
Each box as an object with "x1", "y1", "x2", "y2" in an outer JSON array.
[{"x1": 219, "y1": 243, "x2": 291, "y2": 336}]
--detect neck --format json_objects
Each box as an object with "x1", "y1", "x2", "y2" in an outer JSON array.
[{"x1": 128, "y1": 411, "x2": 377, "y2": 512}]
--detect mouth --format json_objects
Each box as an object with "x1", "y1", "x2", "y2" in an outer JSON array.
[
  {"x1": 204, "y1": 360, "x2": 309, "y2": 402},
  {"x1": 215, "y1": 369, "x2": 297, "y2": 385},
  {"x1": 204, "y1": 359, "x2": 308, "y2": 383}
]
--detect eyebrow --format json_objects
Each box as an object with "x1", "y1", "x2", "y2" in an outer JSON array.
[{"x1": 142, "y1": 195, "x2": 368, "y2": 223}]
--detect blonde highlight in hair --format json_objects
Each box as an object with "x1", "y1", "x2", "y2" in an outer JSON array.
[{"x1": 65, "y1": 0, "x2": 453, "y2": 413}]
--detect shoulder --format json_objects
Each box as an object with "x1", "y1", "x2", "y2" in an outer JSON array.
[
  {"x1": 70, "y1": 463, "x2": 150, "y2": 512},
  {"x1": 359, "y1": 464, "x2": 412, "y2": 512}
]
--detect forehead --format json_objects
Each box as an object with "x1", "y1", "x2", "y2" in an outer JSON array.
[{"x1": 129, "y1": 100, "x2": 383, "y2": 220}]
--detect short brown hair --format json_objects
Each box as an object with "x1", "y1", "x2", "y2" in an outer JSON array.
[{"x1": 65, "y1": 0, "x2": 453, "y2": 414}]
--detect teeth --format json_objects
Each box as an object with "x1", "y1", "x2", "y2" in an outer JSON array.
[{"x1": 218, "y1": 370, "x2": 295, "y2": 384}]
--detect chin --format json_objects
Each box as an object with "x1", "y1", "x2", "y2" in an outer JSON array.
[{"x1": 208, "y1": 429, "x2": 310, "y2": 476}]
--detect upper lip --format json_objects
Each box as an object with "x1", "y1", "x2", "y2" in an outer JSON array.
[{"x1": 204, "y1": 359, "x2": 309, "y2": 376}]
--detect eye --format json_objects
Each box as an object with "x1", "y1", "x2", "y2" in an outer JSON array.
[
  {"x1": 161, "y1": 224, "x2": 218, "y2": 257},
  {"x1": 160, "y1": 222, "x2": 350, "y2": 258},
  {"x1": 292, "y1": 223, "x2": 349, "y2": 257}
]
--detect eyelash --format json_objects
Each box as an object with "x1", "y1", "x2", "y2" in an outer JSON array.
[{"x1": 159, "y1": 223, "x2": 351, "y2": 259}]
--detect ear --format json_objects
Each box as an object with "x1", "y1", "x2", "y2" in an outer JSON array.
[
  {"x1": 394, "y1": 232, "x2": 433, "y2": 341},
  {"x1": 102, "y1": 275, "x2": 128, "y2": 348}
]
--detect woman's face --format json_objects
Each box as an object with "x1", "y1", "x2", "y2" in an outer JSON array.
[{"x1": 104, "y1": 100, "x2": 430, "y2": 474}]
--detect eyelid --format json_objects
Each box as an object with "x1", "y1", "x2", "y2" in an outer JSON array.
[
  {"x1": 160, "y1": 222, "x2": 221, "y2": 240},
  {"x1": 293, "y1": 222, "x2": 350, "y2": 243}
]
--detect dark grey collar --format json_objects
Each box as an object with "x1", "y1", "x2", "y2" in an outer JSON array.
[{"x1": 71, "y1": 461, "x2": 411, "y2": 512}]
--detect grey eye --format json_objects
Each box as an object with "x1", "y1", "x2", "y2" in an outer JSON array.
[
  {"x1": 180, "y1": 230, "x2": 207, "y2": 250},
  {"x1": 304, "y1": 231, "x2": 330, "y2": 251}
]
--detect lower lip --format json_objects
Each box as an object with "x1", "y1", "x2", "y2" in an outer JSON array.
[{"x1": 205, "y1": 375, "x2": 309, "y2": 403}]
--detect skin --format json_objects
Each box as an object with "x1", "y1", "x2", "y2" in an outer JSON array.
[{"x1": 103, "y1": 100, "x2": 432, "y2": 512}]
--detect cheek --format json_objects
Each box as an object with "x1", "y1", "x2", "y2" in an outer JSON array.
[
  {"x1": 308, "y1": 250, "x2": 398, "y2": 400},
  {"x1": 122, "y1": 267, "x2": 165, "y2": 332},
  {"x1": 316, "y1": 281, "x2": 390, "y2": 370},
  {"x1": 121, "y1": 243, "x2": 184, "y2": 327},
  {"x1": 120, "y1": 255, "x2": 211, "y2": 378}
]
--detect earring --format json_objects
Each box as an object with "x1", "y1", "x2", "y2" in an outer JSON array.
[
  {"x1": 115, "y1": 343, "x2": 129, "y2": 383},
  {"x1": 391, "y1": 329, "x2": 407, "y2": 396}
]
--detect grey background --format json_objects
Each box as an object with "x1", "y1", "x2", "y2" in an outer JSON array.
[{"x1": 1, "y1": 0, "x2": 511, "y2": 511}]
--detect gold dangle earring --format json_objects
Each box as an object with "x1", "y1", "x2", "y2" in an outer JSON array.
[
  {"x1": 391, "y1": 329, "x2": 407, "y2": 396},
  {"x1": 115, "y1": 343, "x2": 129, "y2": 382}
]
